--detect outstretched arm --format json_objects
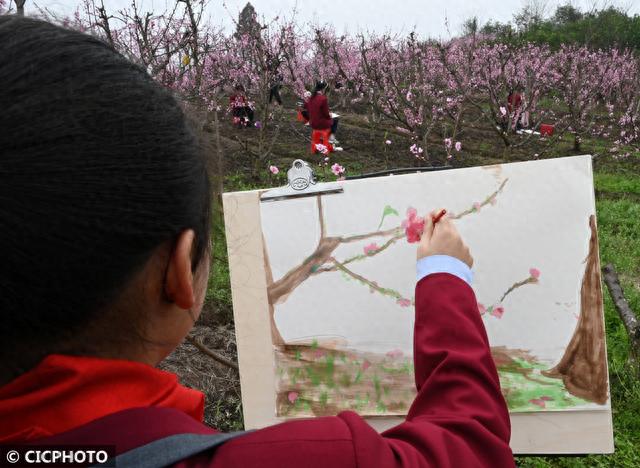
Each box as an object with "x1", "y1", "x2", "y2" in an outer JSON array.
[{"x1": 213, "y1": 211, "x2": 513, "y2": 467}]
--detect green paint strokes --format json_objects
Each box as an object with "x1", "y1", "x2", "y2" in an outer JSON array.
[
  {"x1": 306, "y1": 367, "x2": 321, "y2": 386},
  {"x1": 377, "y1": 205, "x2": 399, "y2": 229},
  {"x1": 373, "y1": 374, "x2": 382, "y2": 401},
  {"x1": 324, "y1": 354, "x2": 336, "y2": 387},
  {"x1": 340, "y1": 373, "x2": 352, "y2": 387},
  {"x1": 497, "y1": 361, "x2": 590, "y2": 411},
  {"x1": 319, "y1": 391, "x2": 329, "y2": 408}
]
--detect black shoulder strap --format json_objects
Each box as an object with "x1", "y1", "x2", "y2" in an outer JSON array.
[{"x1": 99, "y1": 431, "x2": 249, "y2": 468}]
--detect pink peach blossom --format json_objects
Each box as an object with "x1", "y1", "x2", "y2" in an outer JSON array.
[
  {"x1": 473, "y1": 202, "x2": 482, "y2": 211},
  {"x1": 491, "y1": 305, "x2": 505, "y2": 319},
  {"x1": 529, "y1": 268, "x2": 541, "y2": 280},
  {"x1": 401, "y1": 207, "x2": 425, "y2": 243},
  {"x1": 363, "y1": 243, "x2": 379, "y2": 255},
  {"x1": 386, "y1": 349, "x2": 403, "y2": 359},
  {"x1": 331, "y1": 163, "x2": 345, "y2": 176},
  {"x1": 478, "y1": 303, "x2": 487, "y2": 315},
  {"x1": 362, "y1": 360, "x2": 372, "y2": 371},
  {"x1": 269, "y1": 165, "x2": 279, "y2": 174},
  {"x1": 288, "y1": 391, "x2": 299, "y2": 404},
  {"x1": 455, "y1": 141, "x2": 462, "y2": 152},
  {"x1": 396, "y1": 298, "x2": 412, "y2": 307},
  {"x1": 529, "y1": 398, "x2": 546, "y2": 408}
]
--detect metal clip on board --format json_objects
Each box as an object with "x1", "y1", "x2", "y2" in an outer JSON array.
[
  {"x1": 260, "y1": 159, "x2": 344, "y2": 202},
  {"x1": 260, "y1": 159, "x2": 450, "y2": 202}
]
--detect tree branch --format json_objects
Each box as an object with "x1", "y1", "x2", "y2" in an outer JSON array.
[
  {"x1": 185, "y1": 335, "x2": 239, "y2": 370},
  {"x1": 332, "y1": 260, "x2": 404, "y2": 300},
  {"x1": 603, "y1": 263, "x2": 640, "y2": 355}
]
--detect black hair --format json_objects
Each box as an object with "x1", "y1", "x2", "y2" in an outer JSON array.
[
  {"x1": 0, "y1": 16, "x2": 211, "y2": 381},
  {"x1": 312, "y1": 80, "x2": 327, "y2": 96}
]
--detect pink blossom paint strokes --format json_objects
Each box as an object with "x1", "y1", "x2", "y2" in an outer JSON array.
[{"x1": 255, "y1": 156, "x2": 609, "y2": 418}]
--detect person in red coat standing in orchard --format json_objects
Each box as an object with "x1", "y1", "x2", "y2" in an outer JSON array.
[
  {"x1": 304, "y1": 80, "x2": 341, "y2": 146},
  {"x1": 507, "y1": 89, "x2": 524, "y2": 131},
  {"x1": 0, "y1": 16, "x2": 515, "y2": 467}
]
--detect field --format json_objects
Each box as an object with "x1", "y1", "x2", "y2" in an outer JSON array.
[{"x1": 160, "y1": 97, "x2": 640, "y2": 467}]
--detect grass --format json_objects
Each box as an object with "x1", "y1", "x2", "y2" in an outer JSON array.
[{"x1": 166, "y1": 102, "x2": 640, "y2": 466}]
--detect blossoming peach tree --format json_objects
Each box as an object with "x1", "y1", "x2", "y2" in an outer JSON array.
[{"x1": 33, "y1": 0, "x2": 640, "y2": 173}]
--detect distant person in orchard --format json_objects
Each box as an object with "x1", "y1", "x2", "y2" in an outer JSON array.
[
  {"x1": 267, "y1": 56, "x2": 284, "y2": 106},
  {"x1": 229, "y1": 83, "x2": 254, "y2": 127},
  {"x1": 304, "y1": 80, "x2": 340, "y2": 145},
  {"x1": 298, "y1": 90, "x2": 312, "y2": 123},
  {"x1": 0, "y1": 16, "x2": 515, "y2": 467},
  {"x1": 507, "y1": 88, "x2": 524, "y2": 130}
]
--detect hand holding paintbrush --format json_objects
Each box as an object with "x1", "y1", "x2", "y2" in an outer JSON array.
[{"x1": 417, "y1": 208, "x2": 473, "y2": 268}]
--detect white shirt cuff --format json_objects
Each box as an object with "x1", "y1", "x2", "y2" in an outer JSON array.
[{"x1": 417, "y1": 255, "x2": 473, "y2": 286}]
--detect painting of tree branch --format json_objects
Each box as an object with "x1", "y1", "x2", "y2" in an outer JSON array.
[{"x1": 258, "y1": 156, "x2": 609, "y2": 417}]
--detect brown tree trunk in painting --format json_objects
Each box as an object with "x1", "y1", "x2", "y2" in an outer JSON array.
[
  {"x1": 262, "y1": 234, "x2": 285, "y2": 346},
  {"x1": 268, "y1": 237, "x2": 341, "y2": 306},
  {"x1": 263, "y1": 195, "x2": 344, "y2": 347},
  {"x1": 263, "y1": 233, "x2": 342, "y2": 346},
  {"x1": 542, "y1": 215, "x2": 608, "y2": 404},
  {"x1": 262, "y1": 181, "x2": 508, "y2": 348}
]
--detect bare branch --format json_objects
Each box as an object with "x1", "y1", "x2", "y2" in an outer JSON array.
[{"x1": 186, "y1": 334, "x2": 239, "y2": 370}]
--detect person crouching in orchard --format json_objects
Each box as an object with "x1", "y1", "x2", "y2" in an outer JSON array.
[
  {"x1": 229, "y1": 83, "x2": 254, "y2": 127},
  {"x1": 304, "y1": 80, "x2": 341, "y2": 146},
  {"x1": 0, "y1": 16, "x2": 515, "y2": 468}
]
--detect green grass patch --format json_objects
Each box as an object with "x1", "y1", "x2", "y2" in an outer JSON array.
[{"x1": 595, "y1": 173, "x2": 640, "y2": 197}]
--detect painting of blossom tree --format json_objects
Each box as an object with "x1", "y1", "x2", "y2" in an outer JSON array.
[{"x1": 259, "y1": 155, "x2": 609, "y2": 417}]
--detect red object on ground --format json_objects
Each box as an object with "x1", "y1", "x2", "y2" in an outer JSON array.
[
  {"x1": 311, "y1": 128, "x2": 334, "y2": 154},
  {"x1": 540, "y1": 124, "x2": 555, "y2": 136},
  {"x1": 296, "y1": 109, "x2": 307, "y2": 122},
  {"x1": 303, "y1": 93, "x2": 333, "y2": 130},
  {"x1": 2, "y1": 274, "x2": 514, "y2": 467}
]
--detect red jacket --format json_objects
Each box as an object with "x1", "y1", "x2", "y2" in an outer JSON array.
[
  {"x1": 303, "y1": 93, "x2": 333, "y2": 130},
  {"x1": 507, "y1": 93, "x2": 522, "y2": 113},
  {"x1": 0, "y1": 274, "x2": 514, "y2": 467},
  {"x1": 229, "y1": 93, "x2": 248, "y2": 108}
]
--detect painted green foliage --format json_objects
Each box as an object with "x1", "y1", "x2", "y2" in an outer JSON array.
[{"x1": 278, "y1": 346, "x2": 590, "y2": 417}]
